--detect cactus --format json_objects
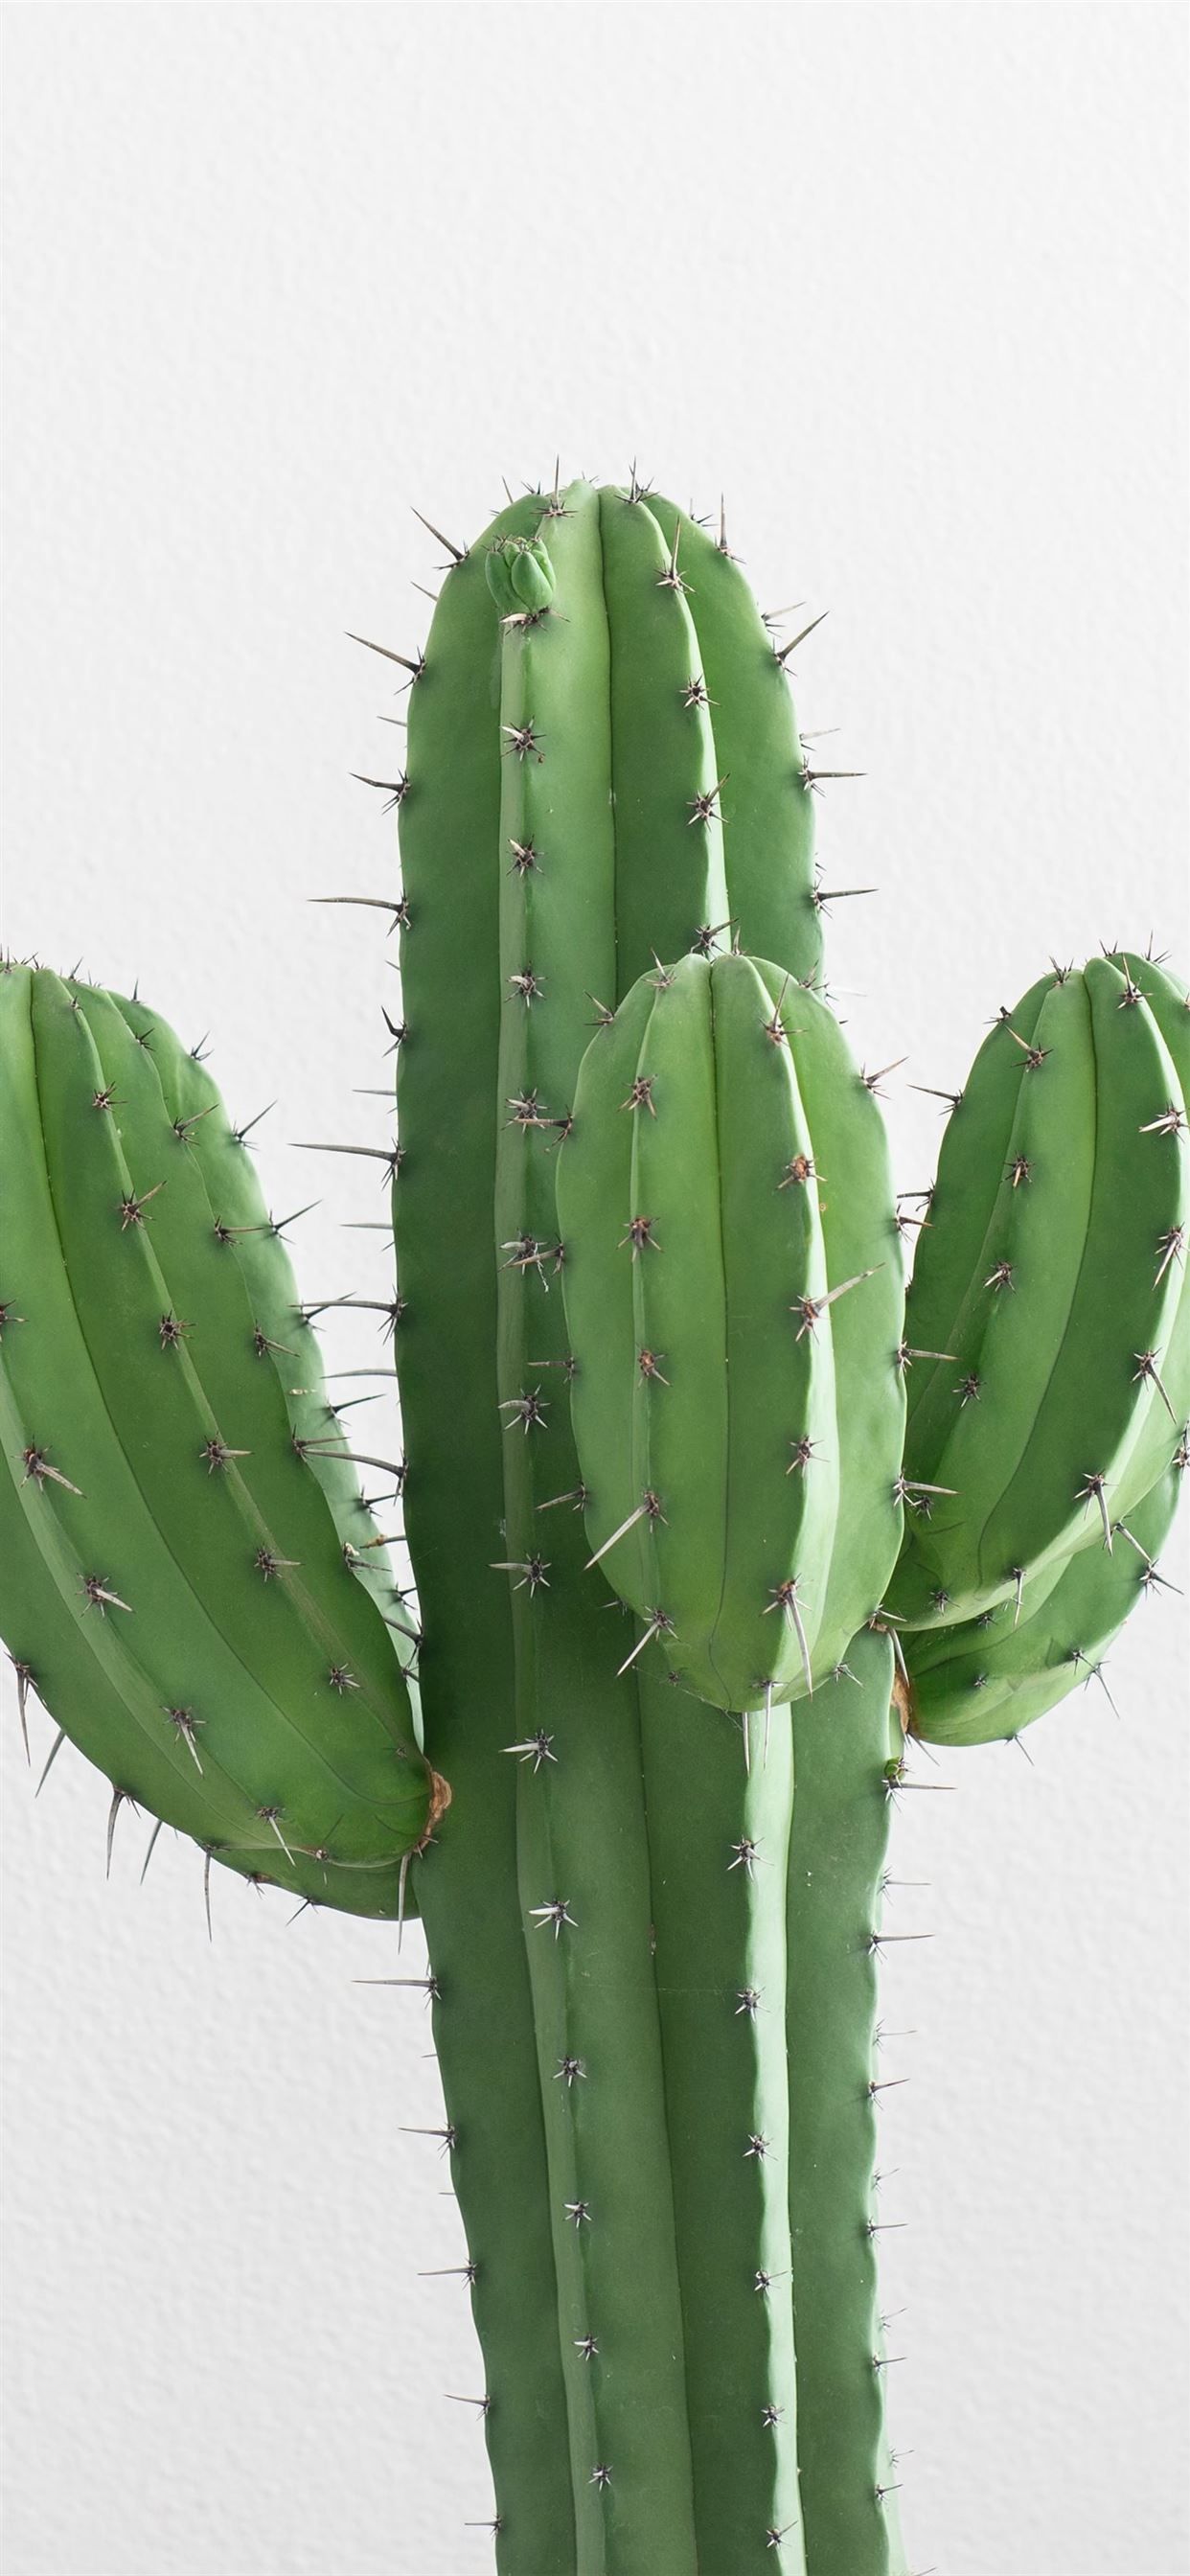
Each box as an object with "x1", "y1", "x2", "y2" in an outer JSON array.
[{"x1": 2, "y1": 472, "x2": 1184, "y2": 2576}]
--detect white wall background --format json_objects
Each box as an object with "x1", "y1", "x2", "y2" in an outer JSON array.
[{"x1": 1, "y1": 8, "x2": 1187, "y2": 2575}]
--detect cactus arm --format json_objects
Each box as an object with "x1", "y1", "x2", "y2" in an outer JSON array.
[
  {"x1": 597, "y1": 488, "x2": 728, "y2": 990},
  {"x1": 492, "y1": 488, "x2": 700, "y2": 2570},
  {"x1": 0, "y1": 969, "x2": 425, "y2": 1909},
  {"x1": 896, "y1": 962, "x2": 1188, "y2": 1624},
  {"x1": 637, "y1": 1672, "x2": 806, "y2": 2572},
  {"x1": 32, "y1": 976, "x2": 419, "y2": 1812},
  {"x1": 786, "y1": 1626, "x2": 905, "y2": 2576},
  {"x1": 907, "y1": 1458, "x2": 1183, "y2": 1744},
  {"x1": 560, "y1": 954, "x2": 904, "y2": 1705},
  {"x1": 646, "y1": 495, "x2": 823, "y2": 991},
  {"x1": 396, "y1": 494, "x2": 579, "y2": 2569}
]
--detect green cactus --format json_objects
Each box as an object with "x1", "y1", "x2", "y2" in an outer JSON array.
[{"x1": 2, "y1": 472, "x2": 1184, "y2": 2576}]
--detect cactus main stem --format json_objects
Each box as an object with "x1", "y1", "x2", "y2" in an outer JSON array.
[
  {"x1": 399, "y1": 477, "x2": 904, "y2": 2569},
  {"x1": 637, "y1": 1676, "x2": 805, "y2": 2572},
  {"x1": 423, "y1": 1644, "x2": 908, "y2": 2574}
]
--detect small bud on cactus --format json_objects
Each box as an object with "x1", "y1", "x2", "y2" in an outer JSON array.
[{"x1": 485, "y1": 534, "x2": 556, "y2": 616}]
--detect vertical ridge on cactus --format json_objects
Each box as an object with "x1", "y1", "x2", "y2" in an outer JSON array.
[
  {"x1": 1, "y1": 472, "x2": 1184, "y2": 2575},
  {"x1": 787, "y1": 1628, "x2": 907, "y2": 2576}
]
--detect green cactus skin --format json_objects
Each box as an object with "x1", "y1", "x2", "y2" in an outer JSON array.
[
  {"x1": 4, "y1": 455, "x2": 1186, "y2": 2576},
  {"x1": 556, "y1": 949, "x2": 905, "y2": 1710},
  {"x1": 0, "y1": 964, "x2": 433, "y2": 1917},
  {"x1": 635, "y1": 1669, "x2": 804, "y2": 2571},
  {"x1": 889, "y1": 956, "x2": 1189, "y2": 1634},
  {"x1": 906, "y1": 1458, "x2": 1183, "y2": 1745},
  {"x1": 786, "y1": 1628, "x2": 908, "y2": 2576}
]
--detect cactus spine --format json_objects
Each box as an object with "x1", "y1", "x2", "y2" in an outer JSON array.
[{"x1": 2, "y1": 471, "x2": 1184, "y2": 2576}]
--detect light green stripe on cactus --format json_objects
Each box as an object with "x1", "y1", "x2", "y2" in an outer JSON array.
[
  {"x1": 396, "y1": 488, "x2": 579, "y2": 2574},
  {"x1": 1093, "y1": 951, "x2": 1190, "y2": 1520},
  {"x1": 750, "y1": 958, "x2": 906, "y2": 1677},
  {"x1": 787, "y1": 1626, "x2": 907, "y2": 2576}
]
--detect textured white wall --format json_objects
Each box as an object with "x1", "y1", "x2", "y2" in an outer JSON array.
[{"x1": 1, "y1": 8, "x2": 1187, "y2": 2575}]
